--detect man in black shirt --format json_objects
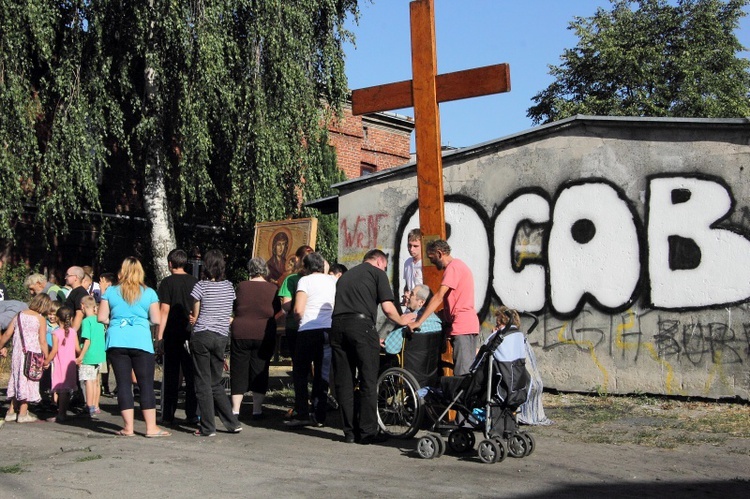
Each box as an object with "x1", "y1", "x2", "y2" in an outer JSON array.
[
  {"x1": 156, "y1": 249, "x2": 199, "y2": 425},
  {"x1": 330, "y1": 249, "x2": 414, "y2": 444}
]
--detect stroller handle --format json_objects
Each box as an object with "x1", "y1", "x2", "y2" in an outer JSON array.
[{"x1": 519, "y1": 311, "x2": 539, "y2": 335}]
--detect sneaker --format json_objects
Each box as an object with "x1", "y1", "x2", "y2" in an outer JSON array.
[
  {"x1": 284, "y1": 418, "x2": 312, "y2": 428},
  {"x1": 17, "y1": 413, "x2": 39, "y2": 424},
  {"x1": 4, "y1": 413, "x2": 17, "y2": 423},
  {"x1": 228, "y1": 425, "x2": 243, "y2": 434},
  {"x1": 310, "y1": 414, "x2": 324, "y2": 428}
]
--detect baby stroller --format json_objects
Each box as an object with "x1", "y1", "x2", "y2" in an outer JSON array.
[{"x1": 376, "y1": 311, "x2": 537, "y2": 463}]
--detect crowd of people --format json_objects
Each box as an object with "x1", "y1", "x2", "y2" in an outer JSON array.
[{"x1": 1, "y1": 229, "x2": 548, "y2": 441}]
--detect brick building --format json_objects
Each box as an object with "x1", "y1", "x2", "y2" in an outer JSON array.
[{"x1": 327, "y1": 101, "x2": 414, "y2": 178}]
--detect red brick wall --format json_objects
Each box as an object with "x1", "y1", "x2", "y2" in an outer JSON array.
[{"x1": 327, "y1": 104, "x2": 412, "y2": 179}]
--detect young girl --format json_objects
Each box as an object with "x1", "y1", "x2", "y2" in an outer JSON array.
[
  {"x1": 45, "y1": 305, "x2": 81, "y2": 422},
  {"x1": 77, "y1": 296, "x2": 106, "y2": 417},
  {"x1": 39, "y1": 300, "x2": 61, "y2": 408},
  {"x1": 0, "y1": 293, "x2": 52, "y2": 423}
]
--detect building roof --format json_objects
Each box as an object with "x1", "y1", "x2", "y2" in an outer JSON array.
[{"x1": 305, "y1": 115, "x2": 750, "y2": 212}]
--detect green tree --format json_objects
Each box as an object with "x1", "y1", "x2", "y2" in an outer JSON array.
[
  {"x1": 527, "y1": 0, "x2": 750, "y2": 124},
  {"x1": 0, "y1": 0, "x2": 357, "y2": 279}
]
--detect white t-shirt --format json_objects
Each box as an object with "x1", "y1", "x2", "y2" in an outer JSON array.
[
  {"x1": 296, "y1": 273, "x2": 337, "y2": 331},
  {"x1": 403, "y1": 257, "x2": 423, "y2": 292}
]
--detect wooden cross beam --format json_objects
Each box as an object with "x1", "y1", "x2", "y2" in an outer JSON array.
[{"x1": 351, "y1": 0, "x2": 511, "y2": 291}]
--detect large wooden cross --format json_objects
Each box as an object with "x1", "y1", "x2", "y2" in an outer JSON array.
[{"x1": 351, "y1": 0, "x2": 510, "y2": 290}]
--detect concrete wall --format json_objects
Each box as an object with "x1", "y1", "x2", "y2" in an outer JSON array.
[{"x1": 335, "y1": 116, "x2": 750, "y2": 400}]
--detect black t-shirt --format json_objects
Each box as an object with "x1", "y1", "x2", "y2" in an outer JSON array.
[
  {"x1": 65, "y1": 286, "x2": 89, "y2": 313},
  {"x1": 158, "y1": 273, "x2": 199, "y2": 343},
  {"x1": 332, "y1": 262, "x2": 395, "y2": 323}
]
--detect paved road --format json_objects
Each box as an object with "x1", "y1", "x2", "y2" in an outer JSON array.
[{"x1": 1, "y1": 392, "x2": 748, "y2": 499}]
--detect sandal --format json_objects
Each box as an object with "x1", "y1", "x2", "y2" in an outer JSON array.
[
  {"x1": 115, "y1": 430, "x2": 135, "y2": 437},
  {"x1": 145, "y1": 429, "x2": 171, "y2": 438}
]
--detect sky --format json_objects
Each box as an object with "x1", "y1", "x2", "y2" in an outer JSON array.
[{"x1": 343, "y1": 0, "x2": 750, "y2": 150}]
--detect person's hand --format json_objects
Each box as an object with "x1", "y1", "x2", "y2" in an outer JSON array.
[
  {"x1": 188, "y1": 312, "x2": 197, "y2": 325},
  {"x1": 401, "y1": 312, "x2": 416, "y2": 325},
  {"x1": 75, "y1": 356, "x2": 83, "y2": 365},
  {"x1": 154, "y1": 339, "x2": 164, "y2": 355},
  {"x1": 406, "y1": 321, "x2": 420, "y2": 333},
  {"x1": 0, "y1": 347, "x2": 7, "y2": 358},
  {"x1": 43, "y1": 362, "x2": 50, "y2": 370},
  {"x1": 379, "y1": 337, "x2": 385, "y2": 347}
]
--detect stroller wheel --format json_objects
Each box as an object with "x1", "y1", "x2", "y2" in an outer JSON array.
[
  {"x1": 448, "y1": 428, "x2": 475, "y2": 454},
  {"x1": 508, "y1": 433, "x2": 530, "y2": 458},
  {"x1": 477, "y1": 439, "x2": 504, "y2": 464},
  {"x1": 417, "y1": 434, "x2": 440, "y2": 459},
  {"x1": 521, "y1": 432, "x2": 535, "y2": 456},
  {"x1": 431, "y1": 433, "x2": 446, "y2": 458}
]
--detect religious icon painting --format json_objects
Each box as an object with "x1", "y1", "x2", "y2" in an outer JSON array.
[{"x1": 252, "y1": 218, "x2": 318, "y2": 284}]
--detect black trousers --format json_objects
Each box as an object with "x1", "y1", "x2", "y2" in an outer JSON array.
[
  {"x1": 330, "y1": 317, "x2": 380, "y2": 439},
  {"x1": 161, "y1": 337, "x2": 198, "y2": 421},
  {"x1": 190, "y1": 330, "x2": 239, "y2": 435},
  {"x1": 108, "y1": 347, "x2": 157, "y2": 411},
  {"x1": 293, "y1": 329, "x2": 329, "y2": 423}
]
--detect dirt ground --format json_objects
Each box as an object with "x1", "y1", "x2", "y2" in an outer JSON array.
[{"x1": 1, "y1": 366, "x2": 749, "y2": 498}]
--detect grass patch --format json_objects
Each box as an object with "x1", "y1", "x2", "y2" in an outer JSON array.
[
  {"x1": 75, "y1": 455, "x2": 102, "y2": 463},
  {"x1": 0, "y1": 464, "x2": 25, "y2": 474}
]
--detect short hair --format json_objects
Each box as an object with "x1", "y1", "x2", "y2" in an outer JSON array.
[
  {"x1": 202, "y1": 249, "x2": 226, "y2": 281},
  {"x1": 426, "y1": 239, "x2": 451, "y2": 255},
  {"x1": 168, "y1": 249, "x2": 189, "y2": 269},
  {"x1": 247, "y1": 257, "x2": 269, "y2": 278},
  {"x1": 407, "y1": 228, "x2": 422, "y2": 242},
  {"x1": 302, "y1": 252, "x2": 326, "y2": 274},
  {"x1": 99, "y1": 272, "x2": 117, "y2": 285},
  {"x1": 24, "y1": 273, "x2": 47, "y2": 288},
  {"x1": 329, "y1": 263, "x2": 348, "y2": 275},
  {"x1": 80, "y1": 295, "x2": 97, "y2": 310},
  {"x1": 412, "y1": 284, "x2": 431, "y2": 302},
  {"x1": 67, "y1": 266, "x2": 85, "y2": 280},
  {"x1": 363, "y1": 248, "x2": 388, "y2": 263},
  {"x1": 28, "y1": 293, "x2": 52, "y2": 315},
  {"x1": 495, "y1": 306, "x2": 521, "y2": 328}
]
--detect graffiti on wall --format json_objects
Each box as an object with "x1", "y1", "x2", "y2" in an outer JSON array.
[{"x1": 394, "y1": 174, "x2": 750, "y2": 319}]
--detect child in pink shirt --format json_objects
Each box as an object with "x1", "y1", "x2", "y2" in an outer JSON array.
[{"x1": 45, "y1": 305, "x2": 80, "y2": 422}]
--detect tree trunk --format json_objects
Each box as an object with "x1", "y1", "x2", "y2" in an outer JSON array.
[{"x1": 143, "y1": 154, "x2": 175, "y2": 283}]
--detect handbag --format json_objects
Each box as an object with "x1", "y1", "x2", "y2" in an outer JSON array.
[{"x1": 17, "y1": 313, "x2": 45, "y2": 382}]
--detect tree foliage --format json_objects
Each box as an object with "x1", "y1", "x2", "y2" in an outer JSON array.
[
  {"x1": 528, "y1": 0, "x2": 750, "y2": 124},
  {"x1": 0, "y1": 0, "x2": 357, "y2": 274}
]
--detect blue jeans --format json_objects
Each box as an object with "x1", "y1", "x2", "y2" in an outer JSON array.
[{"x1": 190, "y1": 330, "x2": 239, "y2": 434}]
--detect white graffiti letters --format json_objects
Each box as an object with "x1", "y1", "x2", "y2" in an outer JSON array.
[
  {"x1": 549, "y1": 182, "x2": 641, "y2": 315},
  {"x1": 493, "y1": 192, "x2": 549, "y2": 311},
  {"x1": 647, "y1": 176, "x2": 750, "y2": 308}
]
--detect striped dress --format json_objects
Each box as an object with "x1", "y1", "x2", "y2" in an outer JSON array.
[{"x1": 191, "y1": 280, "x2": 236, "y2": 336}]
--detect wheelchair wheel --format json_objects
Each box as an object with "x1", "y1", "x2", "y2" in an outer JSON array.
[
  {"x1": 377, "y1": 367, "x2": 423, "y2": 439},
  {"x1": 448, "y1": 428, "x2": 475, "y2": 453},
  {"x1": 508, "y1": 433, "x2": 530, "y2": 458},
  {"x1": 477, "y1": 439, "x2": 504, "y2": 464}
]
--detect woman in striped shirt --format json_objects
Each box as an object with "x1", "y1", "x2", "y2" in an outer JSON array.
[{"x1": 189, "y1": 249, "x2": 242, "y2": 437}]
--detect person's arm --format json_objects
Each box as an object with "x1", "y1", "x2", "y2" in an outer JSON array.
[
  {"x1": 45, "y1": 334, "x2": 58, "y2": 366},
  {"x1": 157, "y1": 303, "x2": 170, "y2": 341},
  {"x1": 149, "y1": 301, "x2": 160, "y2": 326},
  {"x1": 381, "y1": 301, "x2": 415, "y2": 326},
  {"x1": 72, "y1": 309, "x2": 83, "y2": 333},
  {"x1": 97, "y1": 300, "x2": 110, "y2": 325},
  {"x1": 190, "y1": 300, "x2": 200, "y2": 325},
  {"x1": 407, "y1": 284, "x2": 450, "y2": 331},
  {"x1": 77, "y1": 338, "x2": 90, "y2": 365},
  {"x1": 37, "y1": 315, "x2": 49, "y2": 359},
  {"x1": 0, "y1": 320, "x2": 15, "y2": 350},
  {"x1": 293, "y1": 291, "x2": 307, "y2": 321}
]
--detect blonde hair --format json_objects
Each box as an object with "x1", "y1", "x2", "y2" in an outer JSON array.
[
  {"x1": 118, "y1": 257, "x2": 145, "y2": 305},
  {"x1": 80, "y1": 295, "x2": 97, "y2": 313},
  {"x1": 28, "y1": 293, "x2": 52, "y2": 315}
]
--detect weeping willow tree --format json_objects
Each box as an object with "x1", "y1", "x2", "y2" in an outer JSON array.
[{"x1": 1, "y1": 0, "x2": 357, "y2": 280}]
